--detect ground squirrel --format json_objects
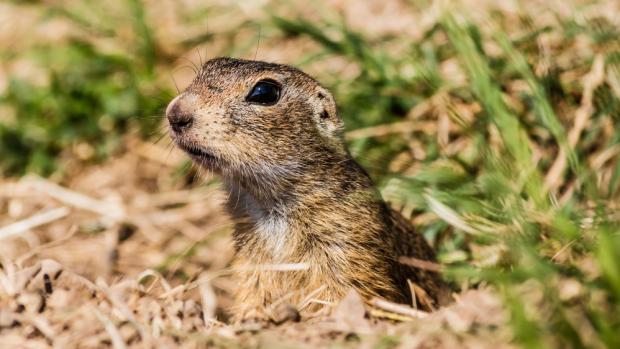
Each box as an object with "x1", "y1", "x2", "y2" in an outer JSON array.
[{"x1": 166, "y1": 57, "x2": 450, "y2": 321}]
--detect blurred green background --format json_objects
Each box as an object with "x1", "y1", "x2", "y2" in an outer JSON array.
[{"x1": 1, "y1": 0, "x2": 619, "y2": 347}]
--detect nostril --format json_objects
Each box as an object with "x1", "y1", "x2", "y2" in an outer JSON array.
[
  {"x1": 169, "y1": 116, "x2": 194, "y2": 133},
  {"x1": 166, "y1": 98, "x2": 194, "y2": 133},
  {"x1": 170, "y1": 117, "x2": 193, "y2": 133}
]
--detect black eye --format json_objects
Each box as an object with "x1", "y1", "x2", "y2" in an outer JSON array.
[{"x1": 246, "y1": 80, "x2": 281, "y2": 105}]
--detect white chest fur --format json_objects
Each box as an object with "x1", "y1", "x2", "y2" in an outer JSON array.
[
  {"x1": 251, "y1": 209, "x2": 289, "y2": 260},
  {"x1": 223, "y1": 178, "x2": 294, "y2": 261}
]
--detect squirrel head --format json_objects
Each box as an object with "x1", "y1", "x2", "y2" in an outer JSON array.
[{"x1": 166, "y1": 57, "x2": 345, "y2": 178}]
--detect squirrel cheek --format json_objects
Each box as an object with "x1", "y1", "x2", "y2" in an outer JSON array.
[{"x1": 193, "y1": 107, "x2": 228, "y2": 132}]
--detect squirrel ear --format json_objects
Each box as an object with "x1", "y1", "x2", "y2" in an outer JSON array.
[{"x1": 313, "y1": 88, "x2": 344, "y2": 138}]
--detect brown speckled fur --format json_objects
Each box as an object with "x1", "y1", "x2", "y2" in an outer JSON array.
[{"x1": 166, "y1": 57, "x2": 450, "y2": 321}]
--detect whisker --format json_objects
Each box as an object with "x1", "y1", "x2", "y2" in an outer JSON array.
[
  {"x1": 153, "y1": 132, "x2": 168, "y2": 145},
  {"x1": 179, "y1": 56, "x2": 199, "y2": 74},
  {"x1": 196, "y1": 47, "x2": 203, "y2": 66},
  {"x1": 204, "y1": 17, "x2": 210, "y2": 64},
  {"x1": 254, "y1": 25, "x2": 262, "y2": 60},
  {"x1": 169, "y1": 70, "x2": 181, "y2": 94}
]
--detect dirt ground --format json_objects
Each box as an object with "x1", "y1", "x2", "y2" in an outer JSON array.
[{"x1": 0, "y1": 138, "x2": 512, "y2": 348}]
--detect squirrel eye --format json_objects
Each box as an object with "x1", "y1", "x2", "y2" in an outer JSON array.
[{"x1": 246, "y1": 80, "x2": 281, "y2": 105}]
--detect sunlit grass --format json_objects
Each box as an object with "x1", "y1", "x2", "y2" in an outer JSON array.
[{"x1": 274, "y1": 4, "x2": 620, "y2": 347}]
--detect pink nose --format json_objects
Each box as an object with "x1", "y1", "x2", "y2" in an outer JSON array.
[{"x1": 166, "y1": 95, "x2": 193, "y2": 133}]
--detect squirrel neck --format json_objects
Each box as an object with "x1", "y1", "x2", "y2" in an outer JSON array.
[{"x1": 221, "y1": 150, "x2": 377, "y2": 225}]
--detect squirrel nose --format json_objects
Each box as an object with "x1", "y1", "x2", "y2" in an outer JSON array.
[{"x1": 166, "y1": 96, "x2": 194, "y2": 133}]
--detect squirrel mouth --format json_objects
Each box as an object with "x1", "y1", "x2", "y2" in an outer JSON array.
[{"x1": 176, "y1": 143, "x2": 221, "y2": 168}]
